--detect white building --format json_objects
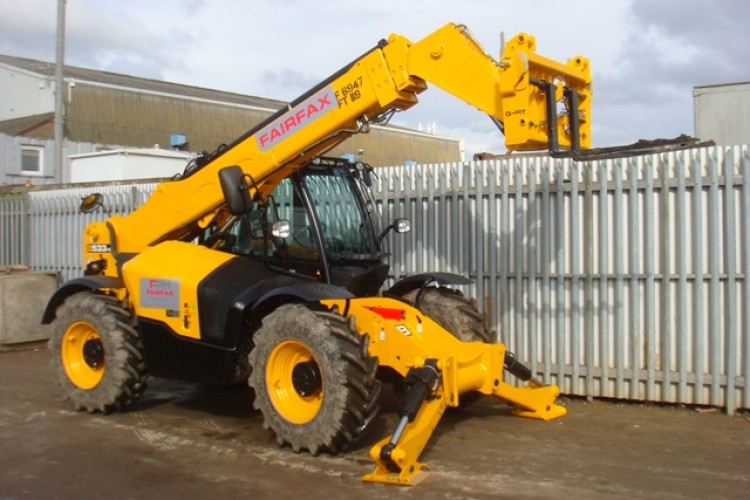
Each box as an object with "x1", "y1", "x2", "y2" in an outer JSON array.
[{"x1": 694, "y1": 81, "x2": 750, "y2": 146}]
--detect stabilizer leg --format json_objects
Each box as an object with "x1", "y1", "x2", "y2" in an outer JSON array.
[
  {"x1": 363, "y1": 360, "x2": 446, "y2": 486},
  {"x1": 498, "y1": 352, "x2": 567, "y2": 420},
  {"x1": 494, "y1": 382, "x2": 567, "y2": 420}
]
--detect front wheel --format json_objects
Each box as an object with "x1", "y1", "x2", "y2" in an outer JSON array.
[
  {"x1": 48, "y1": 292, "x2": 148, "y2": 413},
  {"x1": 248, "y1": 303, "x2": 380, "y2": 455}
]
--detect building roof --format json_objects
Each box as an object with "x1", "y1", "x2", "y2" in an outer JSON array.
[
  {"x1": 693, "y1": 81, "x2": 750, "y2": 91},
  {"x1": 0, "y1": 54, "x2": 462, "y2": 166},
  {"x1": 0, "y1": 113, "x2": 54, "y2": 136},
  {"x1": 0, "y1": 54, "x2": 286, "y2": 111}
]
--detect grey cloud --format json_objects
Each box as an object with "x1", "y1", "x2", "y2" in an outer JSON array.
[
  {"x1": 593, "y1": 0, "x2": 750, "y2": 145},
  {"x1": 255, "y1": 68, "x2": 328, "y2": 101}
]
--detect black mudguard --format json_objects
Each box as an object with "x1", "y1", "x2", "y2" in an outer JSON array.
[
  {"x1": 197, "y1": 257, "x2": 354, "y2": 347},
  {"x1": 221, "y1": 279, "x2": 354, "y2": 346},
  {"x1": 386, "y1": 272, "x2": 472, "y2": 297},
  {"x1": 41, "y1": 276, "x2": 123, "y2": 324},
  {"x1": 251, "y1": 281, "x2": 354, "y2": 309}
]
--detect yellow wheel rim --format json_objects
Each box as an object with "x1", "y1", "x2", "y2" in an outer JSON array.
[
  {"x1": 61, "y1": 321, "x2": 105, "y2": 389},
  {"x1": 266, "y1": 340, "x2": 322, "y2": 424}
]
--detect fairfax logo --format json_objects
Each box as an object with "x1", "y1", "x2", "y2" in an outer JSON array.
[
  {"x1": 146, "y1": 279, "x2": 175, "y2": 296},
  {"x1": 256, "y1": 87, "x2": 337, "y2": 151},
  {"x1": 140, "y1": 278, "x2": 180, "y2": 309}
]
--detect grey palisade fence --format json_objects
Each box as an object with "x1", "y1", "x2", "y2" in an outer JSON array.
[{"x1": 1, "y1": 144, "x2": 747, "y2": 413}]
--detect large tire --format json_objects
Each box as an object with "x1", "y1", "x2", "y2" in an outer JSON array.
[
  {"x1": 48, "y1": 292, "x2": 148, "y2": 413},
  {"x1": 401, "y1": 286, "x2": 492, "y2": 343},
  {"x1": 248, "y1": 303, "x2": 381, "y2": 455},
  {"x1": 401, "y1": 286, "x2": 491, "y2": 407}
]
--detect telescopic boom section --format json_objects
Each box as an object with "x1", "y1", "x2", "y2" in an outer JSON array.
[{"x1": 92, "y1": 22, "x2": 591, "y2": 264}]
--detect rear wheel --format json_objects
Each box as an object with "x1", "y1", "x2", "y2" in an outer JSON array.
[
  {"x1": 248, "y1": 303, "x2": 380, "y2": 454},
  {"x1": 401, "y1": 286, "x2": 492, "y2": 406},
  {"x1": 48, "y1": 292, "x2": 148, "y2": 413},
  {"x1": 401, "y1": 286, "x2": 492, "y2": 343}
]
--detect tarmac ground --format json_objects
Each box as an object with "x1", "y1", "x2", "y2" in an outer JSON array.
[{"x1": 1, "y1": 345, "x2": 748, "y2": 499}]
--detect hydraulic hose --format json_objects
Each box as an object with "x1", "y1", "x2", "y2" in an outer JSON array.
[{"x1": 503, "y1": 351, "x2": 543, "y2": 387}]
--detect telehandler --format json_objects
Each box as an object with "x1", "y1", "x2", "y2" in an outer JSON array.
[{"x1": 43, "y1": 23, "x2": 591, "y2": 485}]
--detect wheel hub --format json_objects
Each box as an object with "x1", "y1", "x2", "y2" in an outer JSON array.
[
  {"x1": 292, "y1": 361, "x2": 321, "y2": 397},
  {"x1": 61, "y1": 321, "x2": 105, "y2": 390},
  {"x1": 82, "y1": 339, "x2": 104, "y2": 368},
  {"x1": 265, "y1": 339, "x2": 323, "y2": 424}
]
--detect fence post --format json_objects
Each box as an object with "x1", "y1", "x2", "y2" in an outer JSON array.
[{"x1": 723, "y1": 147, "x2": 738, "y2": 416}]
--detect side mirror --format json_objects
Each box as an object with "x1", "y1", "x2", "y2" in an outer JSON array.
[
  {"x1": 393, "y1": 218, "x2": 410, "y2": 234},
  {"x1": 219, "y1": 166, "x2": 252, "y2": 215},
  {"x1": 80, "y1": 193, "x2": 104, "y2": 213},
  {"x1": 378, "y1": 217, "x2": 410, "y2": 241},
  {"x1": 271, "y1": 219, "x2": 291, "y2": 238}
]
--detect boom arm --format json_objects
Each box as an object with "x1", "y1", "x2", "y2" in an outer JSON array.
[{"x1": 85, "y1": 23, "x2": 591, "y2": 269}]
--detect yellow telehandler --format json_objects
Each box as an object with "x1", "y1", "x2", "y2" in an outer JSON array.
[{"x1": 43, "y1": 23, "x2": 591, "y2": 485}]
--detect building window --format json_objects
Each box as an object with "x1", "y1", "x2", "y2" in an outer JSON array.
[
  {"x1": 21, "y1": 146, "x2": 42, "y2": 173},
  {"x1": 21, "y1": 146, "x2": 43, "y2": 175}
]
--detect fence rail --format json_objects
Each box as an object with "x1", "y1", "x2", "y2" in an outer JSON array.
[{"x1": 1, "y1": 145, "x2": 747, "y2": 413}]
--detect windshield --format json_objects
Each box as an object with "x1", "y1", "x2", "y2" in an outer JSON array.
[
  {"x1": 217, "y1": 163, "x2": 383, "y2": 272},
  {"x1": 301, "y1": 167, "x2": 381, "y2": 261}
]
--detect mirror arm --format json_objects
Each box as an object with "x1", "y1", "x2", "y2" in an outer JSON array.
[{"x1": 378, "y1": 223, "x2": 396, "y2": 242}]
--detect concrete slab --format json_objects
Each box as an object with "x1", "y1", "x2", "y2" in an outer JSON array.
[{"x1": 0, "y1": 272, "x2": 56, "y2": 345}]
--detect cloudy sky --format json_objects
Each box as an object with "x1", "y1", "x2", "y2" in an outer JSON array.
[{"x1": 1, "y1": 0, "x2": 748, "y2": 157}]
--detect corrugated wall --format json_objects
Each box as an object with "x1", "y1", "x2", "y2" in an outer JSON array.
[
  {"x1": 1, "y1": 145, "x2": 747, "y2": 413},
  {"x1": 66, "y1": 85, "x2": 461, "y2": 166},
  {"x1": 67, "y1": 85, "x2": 275, "y2": 152}
]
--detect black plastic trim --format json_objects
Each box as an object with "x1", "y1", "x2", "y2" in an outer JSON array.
[
  {"x1": 196, "y1": 258, "x2": 353, "y2": 348},
  {"x1": 139, "y1": 318, "x2": 245, "y2": 385}
]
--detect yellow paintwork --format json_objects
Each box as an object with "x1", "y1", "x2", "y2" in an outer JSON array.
[
  {"x1": 321, "y1": 297, "x2": 566, "y2": 485},
  {"x1": 82, "y1": 221, "x2": 118, "y2": 280},
  {"x1": 266, "y1": 340, "x2": 323, "y2": 424},
  {"x1": 121, "y1": 241, "x2": 235, "y2": 339},
  {"x1": 499, "y1": 32, "x2": 592, "y2": 150},
  {"x1": 62, "y1": 321, "x2": 104, "y2": 390}
]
